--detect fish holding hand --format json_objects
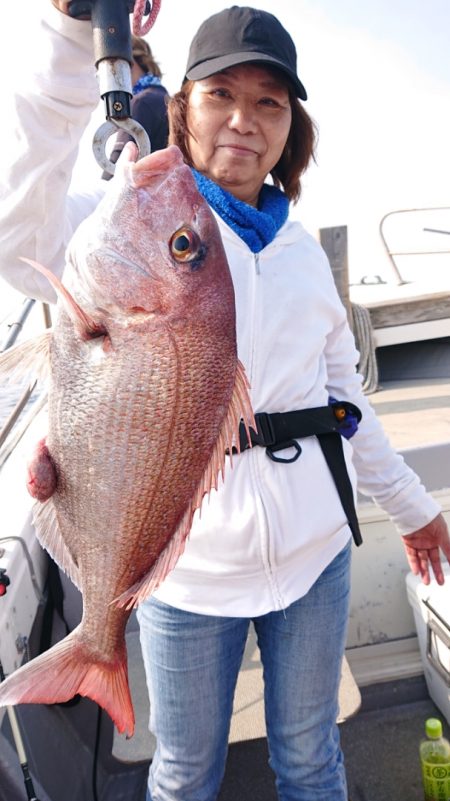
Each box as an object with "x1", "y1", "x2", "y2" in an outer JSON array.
[{"x1": 0, "y1": 144, "x2": 254, "y2": 736}]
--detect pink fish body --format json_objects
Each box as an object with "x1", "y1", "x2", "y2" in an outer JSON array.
[{"x1": 0, "y1": 145, "x2": 253, "y2": 735}]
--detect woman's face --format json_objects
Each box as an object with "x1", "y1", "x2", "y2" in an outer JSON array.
[{"x1": 186, "y1": 64, "x2": 292, "y2": 206}]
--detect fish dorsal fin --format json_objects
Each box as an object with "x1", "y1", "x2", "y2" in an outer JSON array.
[
  {"x1": 114, "y1": 360, "x2": 255, "y2": 609},
  {"x1": 0, "y1": 331, "x2": 51, "y2": 382},
  {"x1": 32, "y1": 499, "x2": 81, "y2": 590}
]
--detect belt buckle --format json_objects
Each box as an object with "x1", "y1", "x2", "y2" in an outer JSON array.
[
  {"x1": 254, "y1": 413, "x2": 276, "y2": 447},
  {"x1": 255, "y1": 413, "x2": 302, "y2": 464}
]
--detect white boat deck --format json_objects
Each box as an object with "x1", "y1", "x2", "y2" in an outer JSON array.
[
  {"x1": 368, "y1": 377, "x2": 450, "y2": 450},
  {"x1": 350, "y1": 278, "x2": 450, "y2": 347},
  {"x1": 350, "y1": 278, "x2": 449, "y2": 307}
]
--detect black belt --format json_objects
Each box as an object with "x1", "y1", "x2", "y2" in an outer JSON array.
[{"x1": 237, "y1": 402, "x2": 363, "y2": 547}]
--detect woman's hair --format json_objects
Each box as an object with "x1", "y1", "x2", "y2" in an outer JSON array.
[
  {"x1": 131, "y1": 35, "x2": 162, "y2": 79},
  {"x1": 168, "y1": 72, "x2": 318, "y2": 203}
]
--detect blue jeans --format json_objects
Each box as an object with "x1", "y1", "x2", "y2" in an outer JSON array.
[{"x1": 137, "y1": 541, "x2": 351, "y2": 801}]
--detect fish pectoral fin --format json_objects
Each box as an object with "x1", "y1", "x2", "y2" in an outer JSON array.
[
  {"x1": 32, "y1": 499, "x2": 81, "y2": 590},
  {"x1": 114, "y1": 360, "x2": 255, "y2": 610},
  {"x1": 19, "y1": 257, "x2": 107, "y2": 342},
  {"x1": 0, "y1": 331, "x2": 51, "y2": 383},
  {"x1": 0, "y1": 627, "x2": 134, "y2": 737}
]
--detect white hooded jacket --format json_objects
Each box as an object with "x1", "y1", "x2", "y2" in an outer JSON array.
[{"x1": 153, "y1": 214, "x2": 440, "y2": 615}]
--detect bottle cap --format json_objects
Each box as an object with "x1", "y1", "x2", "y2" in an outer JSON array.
[{"x1": 426, "y1": 718, "x2": 443, "y2": 739}]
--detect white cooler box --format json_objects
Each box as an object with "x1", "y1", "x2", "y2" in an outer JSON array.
[{"x1": 406, "y1": 568, "x2": 450, "y2": 724}]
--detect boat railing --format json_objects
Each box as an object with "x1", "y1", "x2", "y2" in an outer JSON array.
[
  {"x1": 379, "y1": 206, "x2": 450, "y2": 285},
  {"x1": 0, "y1": 298, "x2": 51, "y2": 468}
]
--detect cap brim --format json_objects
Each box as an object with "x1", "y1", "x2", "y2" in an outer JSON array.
[{"x1": 185, "y1": 51, "x2": 307, "y2": 100}]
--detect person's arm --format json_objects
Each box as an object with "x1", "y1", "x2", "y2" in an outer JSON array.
[
  {"x1": 0, "y1": 5, "x2": 101, "y2": 303},
  {"x1": 320, "y1": 253, "x2": 449, "y2": 582}
]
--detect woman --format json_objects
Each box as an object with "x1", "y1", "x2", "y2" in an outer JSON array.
[{"x1": 1, "y1": 5, "x2": 449, "y2": 801}]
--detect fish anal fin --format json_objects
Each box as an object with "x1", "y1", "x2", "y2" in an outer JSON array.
[
  {"x1": 0, "y1": 331, "x2": 51, "y2": 383},
  {"x1": 0, "y1": 628, "x2": 134, "y2": 737},
  {"x1": 32, "y1": 499, "x2": 81, "y2": 590},
  {"x1": 114, "y1": 359, "x2": 255, "y2": 609}
]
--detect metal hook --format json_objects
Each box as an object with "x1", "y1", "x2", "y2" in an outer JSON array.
[
  {"x1": 70, "y1": 0, "x2": 153, "y2": 174},
  {"x1": 93, "y1": 118, "x2": 151, "y2": 176}
]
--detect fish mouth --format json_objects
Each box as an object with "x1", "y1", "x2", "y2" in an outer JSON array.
[{"x1": 125, "y1": 145, "x2": 186, "y2": 189}]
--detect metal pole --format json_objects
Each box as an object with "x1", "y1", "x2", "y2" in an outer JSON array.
[
  {"x1": 378, "y1": 206, "x2": 450, "y2": 285},
  {"x1": 0, "y1": 299, "x2": 35, "y2": 352}
]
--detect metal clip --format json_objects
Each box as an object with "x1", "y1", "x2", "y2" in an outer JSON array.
[
  {"x1": 93, "y1": 118, "x2": 151, "y2": 175},
  {"x1": 71, "y1": 0, "x2": 153, "y2": 173},
  {"x1": 93, "y1": 54, "x2": 151, "y2": 174}
]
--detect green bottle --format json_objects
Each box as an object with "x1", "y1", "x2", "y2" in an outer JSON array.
[{"x1": 420, "y1": 718, "x2": 450, "y2": 801}]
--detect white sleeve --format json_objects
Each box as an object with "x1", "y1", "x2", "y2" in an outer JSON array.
[
  {"x1": 323, "y1": 270, "x2": 441, "y2": 536},
  {"x1": 0, "y1": 6, "x2": 104, "y2": 304}
]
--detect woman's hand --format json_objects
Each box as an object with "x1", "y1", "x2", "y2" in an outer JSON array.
[
  {"x1": 401, "y1": 513, "x2": 450, "y2": 585},
  {"x1": 51, "y1": 1, "x2": 71, "y2": 12},
  {"x1": 51, "y1": 1, "x2": 90, "y2": 18}
]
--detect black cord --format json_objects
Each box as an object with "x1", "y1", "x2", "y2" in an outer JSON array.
[
  {"x1": 0, "y1": 660, "x2": 40, "y2": 800},
  {"x1": 92, "y1": 704, "x2": 103, "y2": 801}
]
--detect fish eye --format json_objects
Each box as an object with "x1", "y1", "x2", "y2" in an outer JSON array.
[{"x1": 169, "y1": 227, "x2": 201, "y2": 262}]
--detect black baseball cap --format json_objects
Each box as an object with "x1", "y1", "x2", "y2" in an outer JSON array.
[{"x1": 184, "y1": 6, "x2": 307, "y2": 100}]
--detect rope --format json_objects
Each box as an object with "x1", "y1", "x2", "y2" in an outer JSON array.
[
  {"x1": 132, "y1": 0, "x2": 161, "y2": 35},
  {"x1": 351, "y1": 303, "x2": 379, "y2": 394}
]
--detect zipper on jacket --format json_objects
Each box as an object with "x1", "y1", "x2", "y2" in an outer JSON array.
[
  {"x1": 251, "y1": 453, "x2": 286, "y2": 611},
  {"x1": 246, "y1": 253, "x2": 259, "y2": 385},
  {"x1": 249, "y1": 250, "x2": 286, "y2": 611}
]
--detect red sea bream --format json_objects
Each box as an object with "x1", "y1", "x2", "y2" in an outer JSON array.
[{"x1": 0, "y1": 144, "x2": 254, "y2": 736}]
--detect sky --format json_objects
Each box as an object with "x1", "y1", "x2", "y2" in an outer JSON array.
[{"x1": 1, "y1": 1, "x2": 450, "y2": 293}]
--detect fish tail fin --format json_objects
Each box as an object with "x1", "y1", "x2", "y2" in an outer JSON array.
[{"x1": 0, "y1": 627, "x2": 134, "y2": 736}]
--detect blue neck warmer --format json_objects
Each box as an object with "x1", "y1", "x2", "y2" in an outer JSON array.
[
  {"x1": 132, "y1": 73, "x2": 161, "y2": 95},
  {"x1": 192, "y1": 169, "x2": 289, "y2": 253}
]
